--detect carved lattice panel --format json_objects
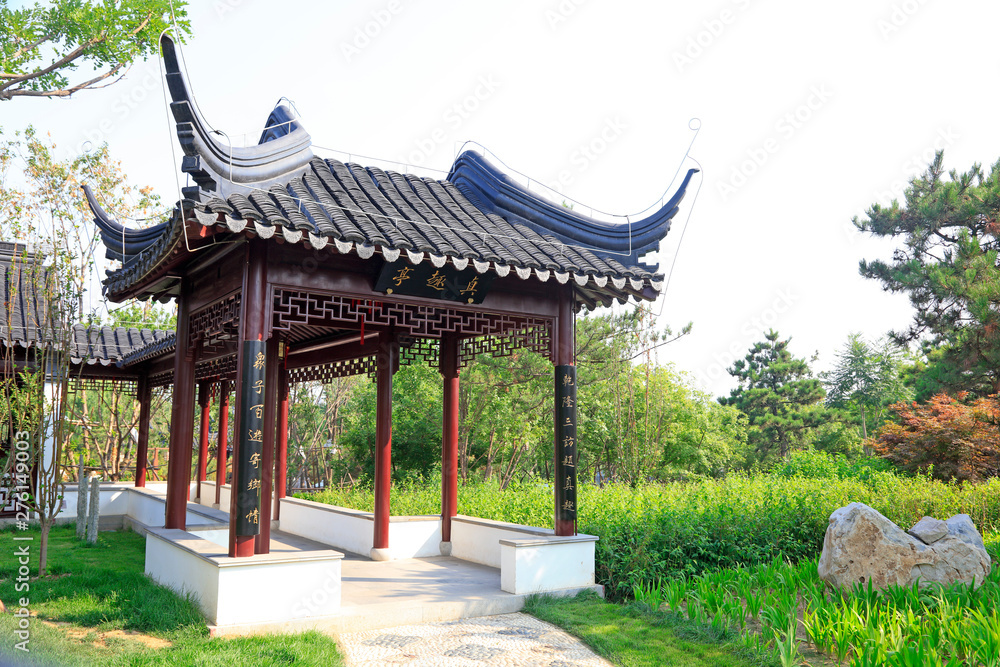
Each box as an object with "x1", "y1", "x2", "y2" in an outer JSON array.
[
  {"x1": 287, "y1": 356, "x2": 377, "y2": 385},
  {"x1": 272, "y1": 290, "x2": 553, "y2": 356},
  {"x1": 399, "y1": 337, "x2": 440, "y2": 371},
  {"x1": 69, "y1": 377, "x2": 139, "y2": 395},
  {"x1": 190, "y1": 293, "x2": 241, "y2": 342},
  {"x1": 149, "y1": 370, "x2": 173, "y2": 388},
  {"x1": 195, "y1": 354, "x2": 238, "y2": 382},
  {"x1": 459, "y1": 325, "x2": 552, "y2": 367}
]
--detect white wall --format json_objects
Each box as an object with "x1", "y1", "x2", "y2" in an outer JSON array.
[
  {"x1": 145, "y1": 528, "x2": 343, "y2": 627},
  {"x1": 278, "y1": 497, "x2": 442, "y2": 559},
  {"x1": 500, "y1": 536, "x2": 597, "y2": 594},
  {"x1": 451, "y1": 516, "x2": 554, "y2": 568},
  {"x1": 59, "y1": 484, "x2": 128, "y2": 520},
  {"x1": 279, "y1": 497, "x2": 374, "y2": 556},
  {"x1": 200, "y1": 482, "x2": 272, "y2": 520},
  {"x1": 57, "y1": 482, "x2": 202, "y2": 520}
]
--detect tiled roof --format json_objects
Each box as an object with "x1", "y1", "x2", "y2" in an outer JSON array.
[
  {"x1": 88, "y1": 34, "x2": 698, "y2": 309},
  {"x1": 1, "y1": 242, "x2": 53, "y2": 349},
  {"x1": 118, "y1": 331, "x2": 176, "y2": 367},
  {"x1": 67, "y1": 324, "x2": 170, "y2": 367},
  {"x1": 1, "y1": 243, "x2": 170, "y2": 366}
]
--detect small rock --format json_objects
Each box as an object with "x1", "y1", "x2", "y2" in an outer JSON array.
[
  {"x1": 908, "y1": 516, "x2": 948, "y2": 544},
  {"x1": 818, "y1": 503, "x2": 991, "y2": 590},
  {"x1": 946, "y1": 514, "x2": 987, "y2": 551}
]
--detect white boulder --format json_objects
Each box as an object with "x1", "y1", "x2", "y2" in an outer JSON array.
[{"x1": 817, "y1": 503, "x2": 991, "y2": 590}]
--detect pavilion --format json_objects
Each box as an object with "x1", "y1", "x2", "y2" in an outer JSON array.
[
  {"x1": 81, "y1": 33, "x2": 697, "y2": 630},
  {"x1": 0, "y1": 241, "x2": 170, "y2": 517}
]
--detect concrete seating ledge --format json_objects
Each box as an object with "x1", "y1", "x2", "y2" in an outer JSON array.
[
  {"x1": 145, "y1": 527, "x2": 344, "y2": 627},
  {"x1": 40, "y1": 485, "x2": 601, "y2": 632}
]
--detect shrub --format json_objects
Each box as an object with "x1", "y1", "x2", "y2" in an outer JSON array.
[
  {"x1": 300, "y1": 469, "x2": 1000, "y2": 602},
  {"x1": 772, "y1": 448, "x2": 895, "y2": 482},
  {"x1": 873, "y1": 392, "x2": 1000, "y2": 482}
]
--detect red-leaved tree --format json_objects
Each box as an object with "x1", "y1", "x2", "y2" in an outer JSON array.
[{"x1": 873, "y1": 392, "x2": 1000, "y2": 482}]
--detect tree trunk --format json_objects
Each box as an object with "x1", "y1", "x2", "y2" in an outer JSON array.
[
  {"x1": 39, "y1": 520, "x2": 50, "y2": 577},
  {"x1": 861, "y1": 404, "x2": 871, "y2": 456},
  {"x1": 483, "y1": 426, "x2": 497, "y2": 482},
  {"x1": 459, "y1": 433, "x2": 469, "y2": 482}
]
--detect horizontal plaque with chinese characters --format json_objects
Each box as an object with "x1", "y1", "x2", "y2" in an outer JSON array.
[
  {"x1": 235, "y1": 340, "x2": 266, "y2": 536},
  {"x1": 374, "y1": 260, "x2": 494, "y2": 304},
  {"x1": 555, "y1": 364, "x2": 577, "y2": 523}
]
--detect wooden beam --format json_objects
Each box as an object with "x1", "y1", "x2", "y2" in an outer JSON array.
[
  {"x1": 165, "y1": 279, "x2": 196, "y2": 530},
  {"x1": 372, "y1": 335, "x2": 398, "y2": 557},
  {"x1": 255, "y1": 336, "x2": 279, "y2": 555},
  {"x1": 134, "y1": 374, "x2": 151, "y2": 488},
  {"x1": 440, "y1": 335, "x2": 459, "y2": 544},
  {"x1": 229, "y1": 240, "x2": 267, "y2": 558},
  {"x1": 275, "y1": 349, "x2": 289, "y2": 519},
  {"x1": 196, "y1": 380, "x2": 211, "y2": 501},
  {"x1": 554, "y1": 285, "x2": 577, "y2": 538},
  {"x1": 285, "y1": 334, "x2": 380, "y2": 371},
  {"x1": 215, "y1": 379, "x2": 230, "y2": 506}
]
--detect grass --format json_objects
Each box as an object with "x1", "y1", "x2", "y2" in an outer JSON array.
[
  {"x1": 525, "y1": 590, "x2": 778, "y2": 667},
  {"x1": 619, "y1": 546, "x2": 1000, "y2": 667},
  {"x1": 0, "y1": 523, "x2": 343, "y2": 666},
  {"x1": 301, "y1": 457, "x2": 1000, "y2": 600}
]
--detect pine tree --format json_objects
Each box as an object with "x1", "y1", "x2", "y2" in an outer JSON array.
[
  {"x1": 857, "y1": 151, "x2": 1000, "y2": 396},
  {"x1": 824, "y1": 333, "x2": 909, "y2": 449},
  {"x1": 721, "y1": 330, "x2": 828, "y2": 462}
]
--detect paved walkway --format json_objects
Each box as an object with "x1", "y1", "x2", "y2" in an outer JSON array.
[{"x1": 335, "y1": 612, "x2": 613, "y2": 667}]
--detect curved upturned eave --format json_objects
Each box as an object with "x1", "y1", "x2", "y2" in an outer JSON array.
[
  {"x1": 446, "y1": 150, "x2": 698, "y2": 264},
  {"x1": 83, "y1": 185, "x2": 169, "y2": 262},
  {"x1": 160, "y1": 33, "x2": 315, "y2": 199}
]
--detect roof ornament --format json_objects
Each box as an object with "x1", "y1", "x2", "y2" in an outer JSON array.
[
  {"x1": 159, "y1": 33, "x2": 314, "y2": 201},
  {"x1": 85, "y1": 31, "x2": 702, "y2": 308},
  {"x1": 446, "y1": 149, "x2": 698, "y2": 267}
]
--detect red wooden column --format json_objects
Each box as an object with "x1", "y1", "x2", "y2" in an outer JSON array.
[
  {"x1": 165, "y1": 280, "x2": 196, "y2": 530},
  {"x1": 371, "y1": 334, "x2": 397, "y2": 560},
  {"x1": 134, "y1": 374, "x2": 151, "y2": 488},
  {"x1": 274, "y1": 345, "x2": 289, "y2": 520},
  {"x1": 215, "y1": 379, "x2": 230, "y2": 507},
  {"x1": 440, "y1": 334, "x2": 460, "y2": 549},
  {"x1": 554, "y1": 286, "x2": 578, "y2": 537},
  {"x1": 196, "y1": 380, "x2": 211, "y2": 501},
  {"x1": 255, "y1": 336, "x2": 279, "y2": 555},
  {"x1": 229, "y1": 240, "x2": 268, "y2": 558}
]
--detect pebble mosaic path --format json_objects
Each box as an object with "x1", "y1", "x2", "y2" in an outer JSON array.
[{"x1": 336, "y1": 612, "x2": 614, "y2": 666}]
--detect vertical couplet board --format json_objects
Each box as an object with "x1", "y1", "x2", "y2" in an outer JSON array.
[
  {"x1": 555, "y1": 365, "x2": 577, "y2": 523},
  {"x1": 236, "y1": 340, "x2": 266, "y2": 536}
]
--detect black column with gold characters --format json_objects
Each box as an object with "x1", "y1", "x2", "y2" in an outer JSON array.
[
  {"x1": 235, "y1": 340, "x2": 266, "y2": 535},
  {"x1": 554, "y1": 365, "x2": 577, "y2": 525}
]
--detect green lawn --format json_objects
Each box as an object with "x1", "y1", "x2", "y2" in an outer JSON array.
[
  {"x1": 9, "y1": 522, "x2": 991, "y2": 666},
  {"x1": 0, "y1": 524, "x2": 343, "y2": 666},
  {"x1": 524, "y1": 591, "x2": 778, "y2": 667}
]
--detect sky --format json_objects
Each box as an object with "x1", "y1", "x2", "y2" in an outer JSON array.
[{"x1": 6, "y1": 0, "x2": 1000, "y2": 399}]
